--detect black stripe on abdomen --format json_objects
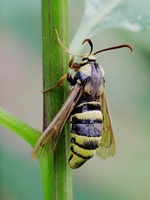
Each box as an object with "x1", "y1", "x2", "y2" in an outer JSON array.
[
  {"x1": 70, "y1": 135, "x2": 100, "y2": 150},
  {"x1": 71, "y1": 123, "x2": 102, "y2": 137},
  {"x1": 70, "y1": 146, "x2": 93, "y2": 160},
  {"x1": 73, "y1": 102, "x2": 101, "y2": 114}
]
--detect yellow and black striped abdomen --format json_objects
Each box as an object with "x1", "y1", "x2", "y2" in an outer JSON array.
[{"x1": 69, "y1": 102, "x2": 102, "y2": 169}]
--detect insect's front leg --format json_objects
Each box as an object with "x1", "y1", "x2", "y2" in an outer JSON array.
[
  {"x1": 68, "y1": 56, "x2": 75, "y2": 68},
  {"x1": 42, "y1": 56, "x2": 80, "y2": 93},
  {"x1": 69, "y1": 56, "x2": 80, "y2": 72},
  {"x1": 42, "y1": 73, "x2": 70, "y2": 93}
]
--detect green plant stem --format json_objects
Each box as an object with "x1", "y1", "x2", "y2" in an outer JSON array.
[{"x1": 41, "y1": 0, "x2": 72, "y2": 200}]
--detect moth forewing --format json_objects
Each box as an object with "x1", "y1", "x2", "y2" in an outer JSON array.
[
  {"x1": 31, "y1": 84, "x2": 83, "y2": 159},
  {"x1": 96, "y1": 90, "x2": 116, "y2": 159}
]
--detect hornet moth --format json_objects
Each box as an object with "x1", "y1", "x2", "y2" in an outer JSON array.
[{"x1": 31, "y1": 29, "x2": 133, "y2": 169}]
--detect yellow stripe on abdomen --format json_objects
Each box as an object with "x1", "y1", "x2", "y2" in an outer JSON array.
[
  {"x1": 72, "y1": 110, "x2": 102, "y2": 120},
  {"x1": 69, "y1": 132, "x2": 101, "y2": 169}
]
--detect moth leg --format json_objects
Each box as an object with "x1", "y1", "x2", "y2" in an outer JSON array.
[
  {"x1": 68, "y1": 56, "x2": 75, "y2": 68},
  {"x1": 67, "y1": 72, "x2": 74, "y2": 85},
  {"x1": 42, "y1": 55, "x2": 80, "y2": 93},
  {"x1": 69, "y1": 56, "x2": 80, "y2": 72},
  {"x1": 42, "y1": 73, "x2": 70, "y2": 93}
]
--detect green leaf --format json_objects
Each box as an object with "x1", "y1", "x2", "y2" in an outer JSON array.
[
  {"x1": 71, "y1": 0, "x2": 150, "y2": 53},
  {"x1": 0, "y1": 107, "x2": 40, "y2": 147},
  {"x1": 85, "y1": 0, "x2": 150, "y2": 35}
]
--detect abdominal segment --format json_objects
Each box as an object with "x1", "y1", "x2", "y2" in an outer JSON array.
[{"x1": 69, "y1": 102, "x2": 102, "y2": 169}]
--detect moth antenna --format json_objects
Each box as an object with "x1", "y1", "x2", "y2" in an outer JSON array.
[
  {"x1": 55, "y1": 28, "x2": 82, "y2": 57},
  {"x1": 82, "y1": 38, "x2": 93, "y2": 55},
  {"x1": 94, "y1": 44, "x2": 134, "y2": 55}
]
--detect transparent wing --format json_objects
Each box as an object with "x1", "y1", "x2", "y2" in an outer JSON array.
[
  {"x1": 96, "y1": 90, "x2": 115, "y2": 159},
  {"x1": 31, "y1": 84, "x2": 83, "y2": 159}
]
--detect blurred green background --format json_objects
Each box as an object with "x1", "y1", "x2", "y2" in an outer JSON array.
[{"x1": 1, "y1": 0, "x2": 150, "y2": 200}]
